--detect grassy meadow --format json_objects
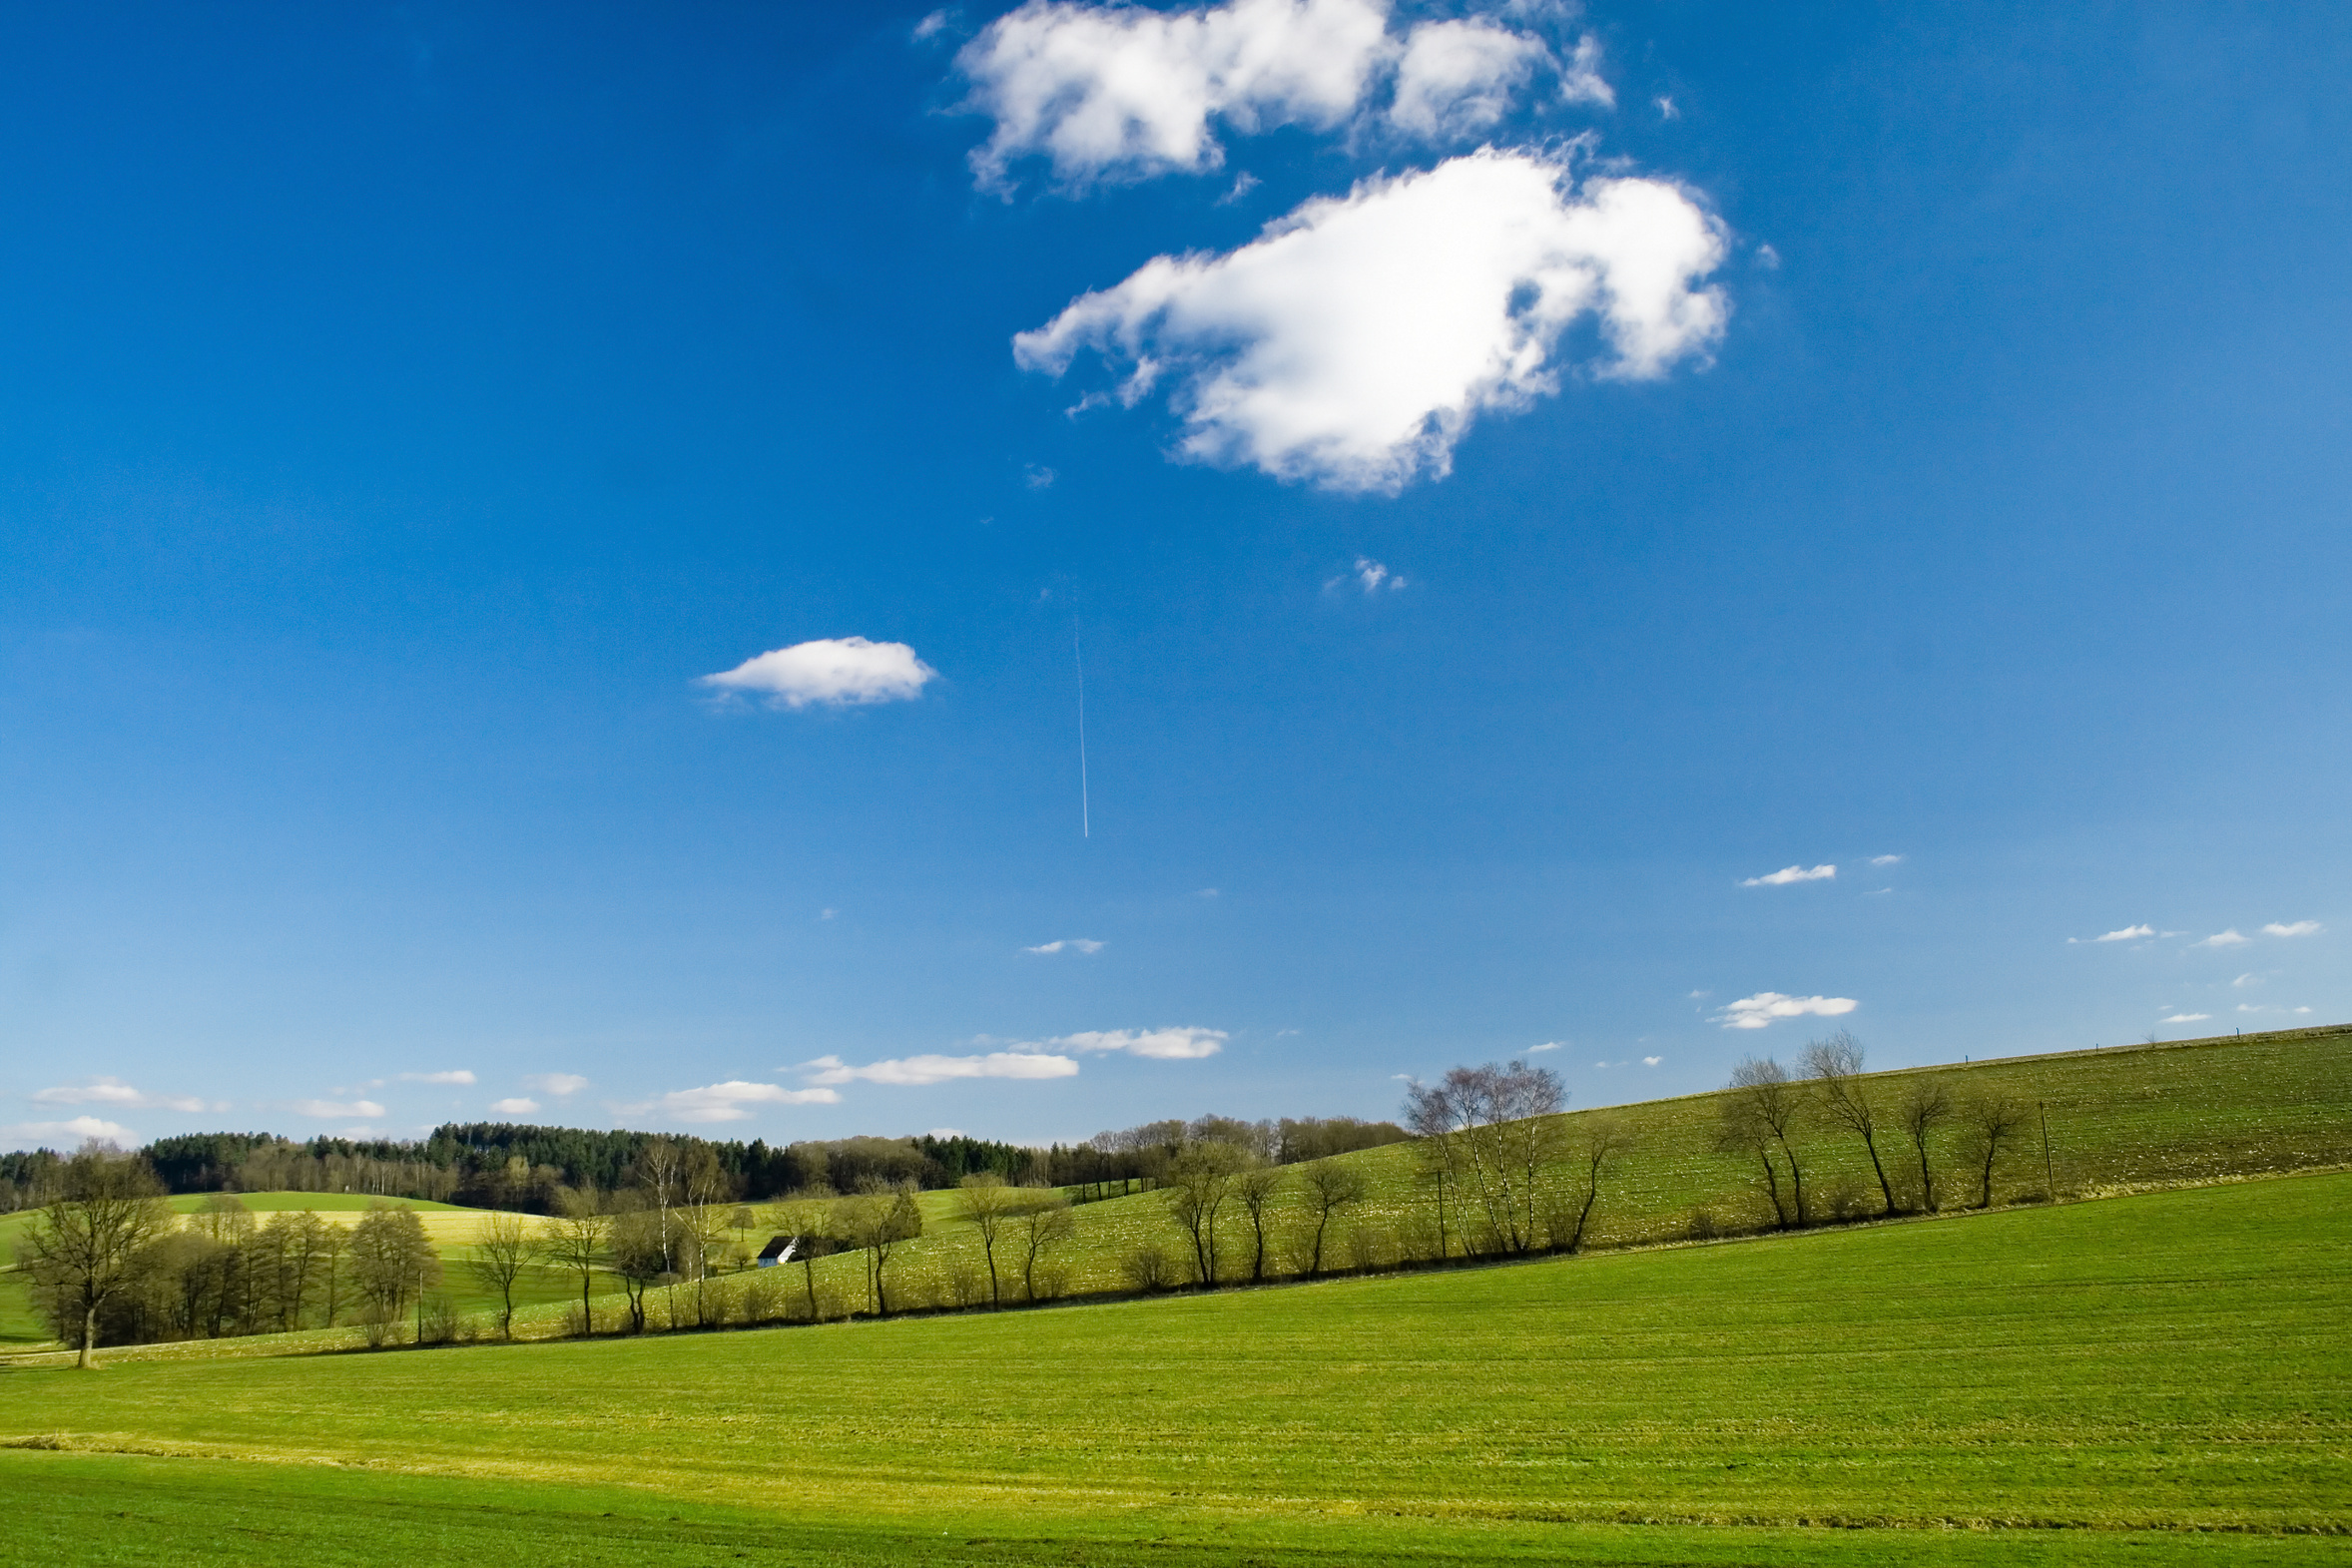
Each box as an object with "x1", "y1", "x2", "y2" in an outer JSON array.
[{"x1": 3, "y1": 1170, "x2": 2346, "y2": 1566}]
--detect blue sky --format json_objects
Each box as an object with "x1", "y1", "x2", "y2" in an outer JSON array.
[{"x1": 3, "y1": 2, "x2": 2345, "y2": 1152}]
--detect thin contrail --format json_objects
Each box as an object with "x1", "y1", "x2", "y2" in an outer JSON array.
[{"x1": 1074, "y1": 622, "x2": 1089, "y2": 838}]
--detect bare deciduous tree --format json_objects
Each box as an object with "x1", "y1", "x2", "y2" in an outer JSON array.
[
  {"x1": 542, "y1": 1186, "x2": 612, "y2": 1334},
  {"x1": 1164, "y1": 1143, "x2": 1243, "y2": 1287},
  {"x1": 15, "y1": 1143, "x2": 172, "y2": 1368},
  {"x1": 767, "y1": 1188, "x2": 837, "y2": 1320},
  {"x1": 840, "y1": 1180, "x2": 923, "y2": 1316},
  {"x1": 1549, "y1": 1115, "x2": 1633, "y2": 1253},
  {"x1": 1011, "y1": 1189, "x2": 1074, "y2": 1302},
  {"x1": 1801, "y1": 1031, "x2": 1897, "y2": 1215},
  {"x1": 1401, "y1": 1060, "x2": 1564, "y2": 1256},
  {"x1": 1894, "y1": 1081, "x2": 1953, "y2": 1212},
  {"x1": 1231, "y1": 1164, "x2": 1285, "y2": 1284},
  {"x1": 1299, "y1": 1159, "x2": 1369, "y2": 1276},
  {"x1": 956, "y1": 1173, "x2": 1020, "y2": 1307},
  {"x1": 1719, "y1": 1056, "x2": 1810, "y2": 1228},
  {"x1": 1958, "y1": 1091, "x2": 2033, "y2": 1210},
  {"x1": 348, "y1": 1202, "x2": 440, "y2": 1343},
  {"x1": 467, "y1": 1211, "x2": 541, "y2": 1339},
  {"x1": 608, "y1": 1204, "x2": 667, "y2": 1332}
]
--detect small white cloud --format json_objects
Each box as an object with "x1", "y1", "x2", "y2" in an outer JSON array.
[
  {"x1": 1025, "y1": 937, "x2": 1106, "y2": 954},
  {"x1": 699, "y1": 637, "x2": 938, "y2": 710},
  {"x1": 1046, "y1": 1026, "x2": 1227, "y2": 1059},
  {"x1": 821, "y1": 907, "x2": 838, "y2": 921},
  {"x1": 927, "y1": 1127, "x2": 968, "y2": 1139},
  {"x1": 1741, "y1": 863, "x2": 1836, "y2": 886},
  {"x1": 293, "y1": 1098, "x2": 387, "y2": 1119},
  {"x1": 2071, "y1": 924, "x2": 2154, "y2": 944},
  {"x1": 805, "y1": 1051, "x2": 1079, "y2": 1087},
  {"x1": 2160, "y1": 1012, "x2": 2210, "y2": 1024},
  {"x1": 1015, "y1": 151, "x2": 1728, "y2": 493},
  {"x1": 1869, "y1": 854, "x2": 1904, "y2": 866},
  {"x1": 2294, "y1": 1006, "x2": 2312, "y2": 1014},
  {"x1": 32, "y1": 1077, "x2": 207, "y2": 1114},
  {"x1": 1024, "y1": 463, "x2": 1057, "y2": 488},
  {"x1": 2, "y1": 1115, "x2": 138, "y2": 1150},
  {"x1": 912, "y1": 8, "x2": 951, "y2": 41},
  {"x1": 1642, "y1": 1055, "x2": 1662, "y2": 1066},
  {"x1": 523, "y1": 1073, "x2": 590, "y2": 1097},
  {"x1": 2262, "y1": 921, "x2": 2322, "y2": 938},
  {"x1": 1555, "y1": 31, "x2": 1612, "y2": 107},
  {"x1": 1526, "y1": 1041, "x2": 1561, "y2": 1053},
  {"x1": 1687, "y1": 989, "x2": 1710, "y2": 999},
  {"x1": 2195, "y1": 930, "x2": 2252, "y2": 949},
  {"x1": 2231, "y1": 973, "x2": 2263, "y2": 988},
  {"x1": 1217, "y1": 171, "x2": 1260, "y2": 204},
  {"x1": 1389, "y1": 18, "x2": 1551, "y2": 141},
  {"x1": 1341, "y1": 556, "x2": 1407, "y2": 594},
  {"x1": 487, "y1": 1097, "x2": 540, "y2": 1116},
  {"x1": 642, "y1": 1081, "x2": 842, "y2": 1124},
  {"x1": 398, "y1": 1070, "x2": 476, "y2": 1086},
  {"x1": 1196, "y1": 887, "x2": 1220, "y2": 898},
  {"x1": 1714, "y1": 992, "x2": 1858, "y2": 1031},
  {"x1": 1653, "y1": 93, "x2": 1677, "y2": 120}
]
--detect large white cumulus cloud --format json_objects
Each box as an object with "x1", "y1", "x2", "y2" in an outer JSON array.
[{"x1": 1014, "y1": 151, "x2": 1728, "y2": 491}]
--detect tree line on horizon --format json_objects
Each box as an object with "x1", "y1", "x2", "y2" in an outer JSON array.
[{"x1": 0, "y1": 1114, "x2": 1410, "y2": 1218}]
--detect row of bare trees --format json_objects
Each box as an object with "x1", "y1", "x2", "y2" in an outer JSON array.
[{"x1": 1719, "y1": 1031, "x2": 2036, "y2": 1228}]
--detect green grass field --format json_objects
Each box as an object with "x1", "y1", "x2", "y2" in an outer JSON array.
[{"x1": 4, "y1": 1170, "x2": 2346, "y2": 1566}]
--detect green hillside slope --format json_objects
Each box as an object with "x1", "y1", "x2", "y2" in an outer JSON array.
[
  {"x1": 4, "y1": 1171, "x2": 2346, "y2": 1566},
  {"x1": 623, "y1": 1022, "x2": 2352, "y2": 1332}
]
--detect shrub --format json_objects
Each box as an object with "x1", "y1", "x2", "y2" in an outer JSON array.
[{"x1": 1120, "y1": 1243, "x2": 1182, "y2": 1293}]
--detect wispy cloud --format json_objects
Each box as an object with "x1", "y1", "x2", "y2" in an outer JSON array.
[
  {"x1": 2194, "y1": 930, "x2": 2251, "y2": 949},
  {"x1": 1025, "y1": 938, "x2": 1105, "y2": 955},
  {"x1": 699, "y1": 637, "x2": 937, "y2": 710},
  {"x1": 2160, "y1": 1012, "x2": 2210, "y2": 1024},
  {"x1": 1714, "y1": 992, "x2": 1858, "y2": 1031},
  {"x1": 639, "y1": 1081, "x2": 842, "y2": 1124},
  {"x1": 1045, "y1": 1026, "x2": 1228, "y2": 1059},
  {"x1": 2069, "y1": 924, "x2": 2153, "y2": 944},
  {"x1": 292, "y1": 1098, "x2": 387, "y2": 1119},
  {"x1": 2, "y1": 1115, "x2": 138, "y2": 1150},
  {"x1": 397, "y1": 1070, "x2": 475, "y2": 1086},
  {"x1": 2231, "y1": 973, "x2": 2264, "y2": 988},
  {"x1": 2262, "y1": 920, "x2": 2323, "y2": 938},
  {"x1": 1741, "y1": 864, "x2": 1836, "y2": 887},
  {"x1": 32, "y1": 1077, "x2": 209, "y2": 1114},
  {"x1": 1525, "y1": 1041, "x2": 1561, "y2": 1054},
  {"x1": 1869, "y1": 854, "x2": 1904, "y2": 866},
  {"x1": 805, "y1": 1052, "x2": 1079, "y2": 1087},
  {"x1": 487, "y1": 1097, "x2": 540, "y2": 1116},
  {"x1": 523, "y1": 1073, "x2": 590, "y2": 1097}
]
